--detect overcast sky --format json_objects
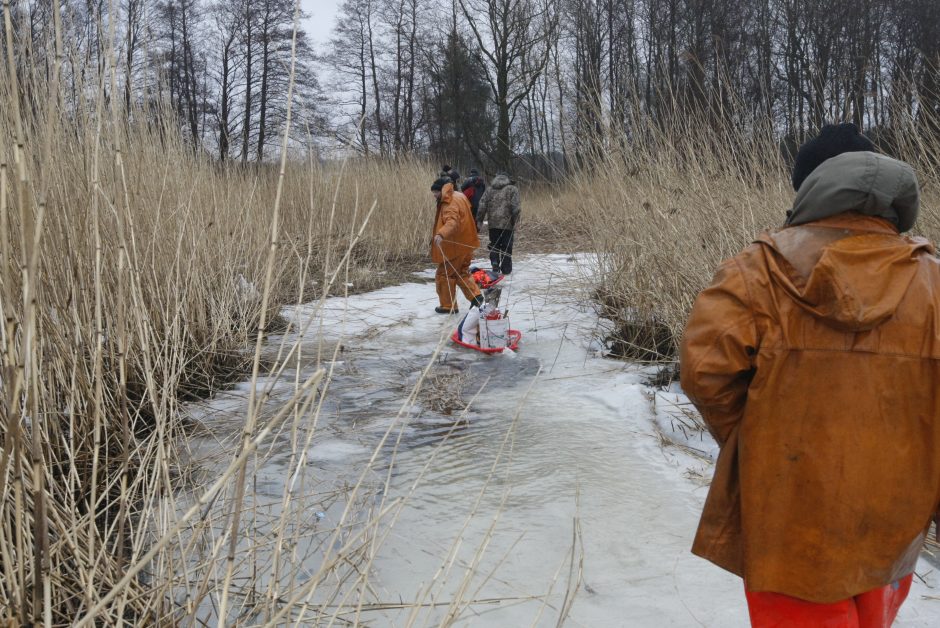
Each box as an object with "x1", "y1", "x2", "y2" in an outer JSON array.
[{"x1": 301, "y1": 0, "x2": 342, "y2": 49}]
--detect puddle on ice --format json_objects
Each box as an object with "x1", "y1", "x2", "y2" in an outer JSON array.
[
  {"x1": 306, "y1": 440, "x2": 371, "y2": 463},
  {"x1": 174, "y1": 254, "x2": 940, "y2": 627}
]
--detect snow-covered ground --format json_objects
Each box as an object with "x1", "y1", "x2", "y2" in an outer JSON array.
[{"x1": 182, "y1": 253, "x2": 940, "y2": 626}]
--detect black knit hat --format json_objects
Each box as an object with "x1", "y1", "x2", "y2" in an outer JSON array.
[
  {"x1": 469, "y1": 168, "x2": 480, "y2": 176},
  {"x1": 431, "y1": 176, "x2": 450, "y2": 191},
  {"x1": 448, "y1": 170, "x2": 460, "y2": 183},
  {"x1": 791, "y1": 123, "x2": 875, "y2": 191}
]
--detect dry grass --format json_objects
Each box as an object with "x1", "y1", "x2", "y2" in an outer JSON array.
[
  {"x1": 419, "y1": 366, "x2": 471, "y2": 416},
  {"x1": 0, "y1": 8, "x2": 578, "y2": 625},
  {"x1": 539, "y1": 110, "x2": 940, "y2": 361},
  {"x1": 0, "y1": 87, "x2": 442, "y2": 623}
]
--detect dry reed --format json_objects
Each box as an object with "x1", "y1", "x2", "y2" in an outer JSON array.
[
  {"x1": 542, "y1": 106, "x2": 940, "y2": 362},
  {"x1": 0, "y1": 5, "x2": 563, "y2": 624}
]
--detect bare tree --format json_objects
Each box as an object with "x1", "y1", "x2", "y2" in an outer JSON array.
[
  {"x1": 238, "y1": 0, "x2": 256, "y2": 161},
  {"x1": 381, "y1": 0, "x2": 425, "y2": 152},
  {"x1": 459, "y1": 0, "x2": 559, "y2": 170},
  {"x1": 255, "y1": 0, "x2": 295, "y2": 160},
  {"x1": 124, "y1": 0, "x2": 146, "y2": 111},
  {"x1": 571, "y1": 0, "x2": 605, "y2": 162},
  {"x1": 328, "y1": 0, "x2": 375, "y2": 153},
  {"x1": 157, "y1": 0, "x2": 207, "y2": 146},
  {"x1": 210, "y1": 1, "x2": 242, "y2": 160}
]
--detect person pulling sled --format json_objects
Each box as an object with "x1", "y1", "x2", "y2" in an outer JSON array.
[{"x1": 430, "y1": 176, "x2": 484, "y2": 314}]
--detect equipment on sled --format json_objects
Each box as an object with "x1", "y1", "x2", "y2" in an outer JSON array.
[
  {"x1": 470, "y1": 266, "x2": 505, "y2": 307},
  {"x1": 452, "y1": 304, "x2": 521, "y2": 354},
  {"x1": 470, "y1": 267, "x2": 505, "y2": 290}
]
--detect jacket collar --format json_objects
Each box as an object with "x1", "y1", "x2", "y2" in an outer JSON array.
[{"x1": 781, "y1": 212, "x2": 900, "y2": 235}]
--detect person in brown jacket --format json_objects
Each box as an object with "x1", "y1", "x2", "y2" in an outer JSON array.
[
  {"x1": 431, "y1": 176, "x2": 483, "y2": 314},
  {"x1": 680, "y1": 123, "x2": 937, "y2": 627}
]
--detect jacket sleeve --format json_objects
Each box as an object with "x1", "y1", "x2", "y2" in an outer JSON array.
[
  {"x1": 509, "y1": 187, "x2": 521, "y2": 224},
  {"x1": 436, "y1": 202, "x2": 459, "y2": 240},
  {"x1": 679, "y1": 257, "x2": 759, "y2": 446},
  {"x1": 476, "y1": 191, "x2": 489, "y2": 224}
]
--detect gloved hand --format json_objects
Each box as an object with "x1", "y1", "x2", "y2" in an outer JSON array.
[{"x1": 433, "y1": 234, "x2": 443, "y2": 248}]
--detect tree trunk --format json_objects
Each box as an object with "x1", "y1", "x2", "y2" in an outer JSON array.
[
  {"x1": 257, "y1": 10, "x2": 271, "y2": 162},
  {"x1": 241, "y1": 4, "x2": 254, "y2": 163},
  {"x1": 366, "y1": 2, "x2": 385, "y2": 155}
]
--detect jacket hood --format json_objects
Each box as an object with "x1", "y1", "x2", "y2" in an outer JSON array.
[
  {"x1": 787, "y1": 151, "x2": 920, "y2": 232},
  {"x1": 756, "y1": 215, "x2": 933, "y2": 331},
  {"x1": 440, "y1": 181, "x2": 454, "y2": 203},
  {"x1": 490, "y1": 174, "x2": 511, "y2": 189}
]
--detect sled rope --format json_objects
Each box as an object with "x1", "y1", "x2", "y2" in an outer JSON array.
[
  {"x1": 437, "y1": 241, "x2": 486, "y2": 308},
  {"x1": 437, "y1": 237, "x2": 517, "y2": 318}
]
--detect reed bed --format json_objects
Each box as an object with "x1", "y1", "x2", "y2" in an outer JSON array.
[
  {"x1": 0, "y1": 23, "x2": 564, "y2": 623},
  {"x1": 546, "y1": 110, "x2": 940, "y2": 362}
]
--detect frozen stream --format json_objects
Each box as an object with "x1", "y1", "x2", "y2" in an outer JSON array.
[{"x1": 181, "y1": 254, "x2": 940, "y2": 626}]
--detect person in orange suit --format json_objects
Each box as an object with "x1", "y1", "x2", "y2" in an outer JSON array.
[
  {"x1": 681, "y1": 123, "x2": 934, "y2": 628},
  {"x1": 430, "y1": 176, "x2": 483, "y2": 314}
]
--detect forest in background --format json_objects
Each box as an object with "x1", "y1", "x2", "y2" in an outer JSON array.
[{"x1": 3, "y1": 0, "x2": 939, "y2": 176}]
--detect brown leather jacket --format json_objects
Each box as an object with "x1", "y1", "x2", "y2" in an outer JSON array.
[
  {"x1": 680, "y1": 212, "x2": 940, "y2": 603},
  {"x1": 431, "y1": 182, "x2": 479, "y2": 263}
]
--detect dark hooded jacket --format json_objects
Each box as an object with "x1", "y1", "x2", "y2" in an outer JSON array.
[
  {"x1": 461, "y1": 175, "x2": 486, "y2": 217},
  {"x1": 680, "y1": 152, "x2": 940, "y2": 603},
  {"x1": 787, "y1": 151, "x2": 919, "y2": 231}
]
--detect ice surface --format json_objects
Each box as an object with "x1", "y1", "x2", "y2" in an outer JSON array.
[
  {"x1": 306, "y1": 440, "x2": 370, "y2": 462},
  {"x1": 180, "y1": 253, "x2": 940, "y2": 626}
]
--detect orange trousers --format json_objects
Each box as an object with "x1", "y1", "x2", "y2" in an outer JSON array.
[
  {"x1": 745, "y1": 574, "x2": 913, "y2": 628},
  {"x1": 435, "y1": 255, "x2": 481, "y2": 310}
]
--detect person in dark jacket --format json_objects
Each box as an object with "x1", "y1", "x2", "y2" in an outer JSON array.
[
  {"x1": 460, "y1": 169, "x2": 486, "y2": 219},
  {"x1": 440, "y1": 164, "x2": 460, "y2": 188},
  {"x1": 476, "y1": 172, "x2": 520, "y2": 275},
  {"x1": 680, "y1": 123, "x2": 932, "y2": 627}
]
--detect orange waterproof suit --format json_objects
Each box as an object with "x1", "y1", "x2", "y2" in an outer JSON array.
[
  {"x1": 431, "y1": 182, "x2": 481, "y2": 310},
  {"x1": 680, "y1": 152, "x2": 940, "y2": 606}
]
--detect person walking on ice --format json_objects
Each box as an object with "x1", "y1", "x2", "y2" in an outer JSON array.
[
  {"x1": 476, "y1": 172, "x2": 520, "y2": 275},
  {"x1": 680, "y1": 123, "x2": 940, "y2": 627},
  {"x1": 461, "y1": 168, "x2": 486, "y2": 220},
  {"x1": 430, "y1": 176, "x2": 484, "y2": 314}
]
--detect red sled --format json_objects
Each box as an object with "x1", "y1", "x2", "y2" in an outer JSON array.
[{"x1": 450, "y1": 328, "x2": 522, "y2": 354}]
